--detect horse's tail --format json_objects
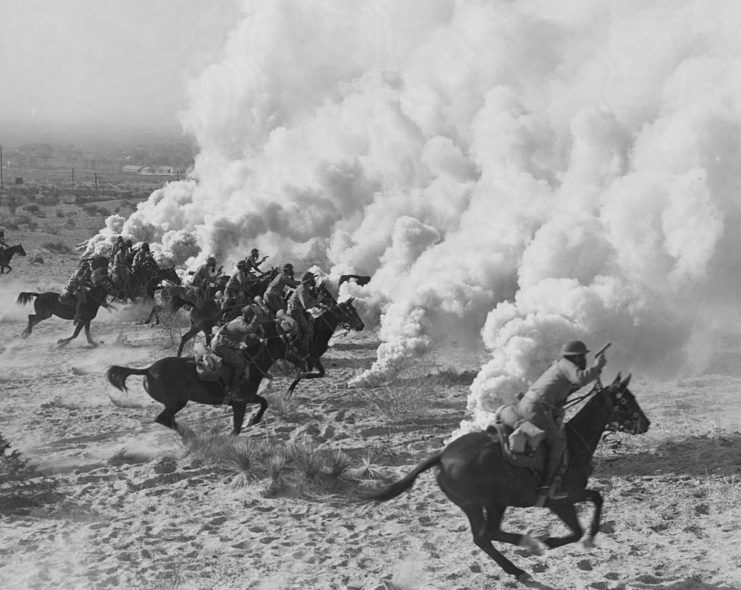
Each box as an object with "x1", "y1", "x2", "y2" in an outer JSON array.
[
  {"x1": 16, "y1": 292, "x2": 39, "y2": 305},
  {"x1": 106, "y1": 365, "x2": 150, "y2": 392},
  {"x1": 363, "y1": 453, "x2": 442, "y2": 503}
]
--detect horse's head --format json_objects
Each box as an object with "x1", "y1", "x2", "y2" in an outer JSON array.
[
  {"x1": 160, "y1": 267, "x2": 182, "y2": 285},
  {"x1": 603, "y1": 373, "x2": 650, "y2": 435},
  {"x1": 13, "y1": 244, "x2": 26, "y2": 257},
  {"x1": 333, "y1": 297, "x2": 365, "y2": 332}
]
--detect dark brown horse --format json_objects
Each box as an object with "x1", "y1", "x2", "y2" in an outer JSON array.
[
  {"x1": 220, "y1": 267, "x2": 280, "y2": 322},
  {"x1": 106, "y1": 325, "x2": 290, "y2": 434},
  {"x1": 365, "y1": 373, "x2": 650, "y2": 582},
  {"x1": 16, "y1": 283, "x2": 114, "y2": 347},
  {"x1": 0, "y1": 244, "x2": 26, "y2": 274},
  {"x1": 285, "y1": 297, "x2": 365, "y2": 397}
]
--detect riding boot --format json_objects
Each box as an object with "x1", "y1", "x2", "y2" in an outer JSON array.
[
  {"x1": 74, "y1": 298, "x2": 83, "y2": 323},
  {"x1": 536, "y1": 438, "x2": 567, "y2": 506}
]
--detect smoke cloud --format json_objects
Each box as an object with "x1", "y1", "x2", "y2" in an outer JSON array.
[{"x1": 84, "y1": 0, "x2": 741, "y2": 429}]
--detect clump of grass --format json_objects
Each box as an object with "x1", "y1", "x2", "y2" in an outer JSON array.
[
  {"x1": 178, "y1": 427, "x2": 375, "y2": 498},
  {"x1": 0, "y1": 432, "x2": 59, "y2": 512},
  {"x1": 41, "y1": 240, "x2": 75, "y2": 254}
]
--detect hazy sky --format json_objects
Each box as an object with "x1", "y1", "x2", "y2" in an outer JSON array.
[{"x1": 0, "y1": 0, "x2": 240, "y2": 135}]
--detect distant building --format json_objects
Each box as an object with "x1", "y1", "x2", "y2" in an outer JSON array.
[
  {"x1": 154, "y1": 166, "x2": 175, "y2": 175},
  {"x1": 122, "y1": 165, "x2": 143, "y2": 173}
]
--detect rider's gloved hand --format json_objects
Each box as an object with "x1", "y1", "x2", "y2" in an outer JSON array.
[{"x1": 596, "y1": 353, "x2": 607, "y2": 369}]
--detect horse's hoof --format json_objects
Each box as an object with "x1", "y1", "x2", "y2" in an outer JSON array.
[
  {"x1": 518, "y1": 534, "x2": 545, "y2": 556},
  {"x1": 581, "y1": 535, "x2": 595, "y2": 549}
]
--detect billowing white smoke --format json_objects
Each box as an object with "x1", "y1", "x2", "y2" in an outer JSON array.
[{"x1": 84, "y1": 1, "x2": 741, "y2": 425}]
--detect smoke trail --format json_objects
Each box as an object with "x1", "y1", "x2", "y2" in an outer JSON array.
[{"x1": 83, "y1": 1, "x2": 741, "y2": 420}]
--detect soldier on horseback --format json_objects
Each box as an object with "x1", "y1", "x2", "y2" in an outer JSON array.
[
  {"x1": 211, "y1": 304, "x2": 263, "y2": 403},
  {"x1": 221, "y1": 260, "x2": 251, "y2": 312},
  {"x1": 0, "y1": 229, "x2": 8, "y2": 248},
  {"x1": 110, "y1": 239, "x2": 132, "y2": 299},
  {"x1": 244, "y1": 248, "x2": 268, "y2": 280},
  {"x1": 287, "y1": 271, "x2": 325, "y2": 355},
  {"x1": 192, "y1": 256, "x2": 220, "y2": 303},
  {"x1": 264, "y1": 263, "x2": 300, "y2": 313},
  {"x1": 65, "y1": 260, "x2": 93, "y2": 323},
  {"x1": 517, "y1": 340, "x2": 607, "y2": 503},
  {"x1": 132, "y1": 242, "x2": 155, "y2": 271}
]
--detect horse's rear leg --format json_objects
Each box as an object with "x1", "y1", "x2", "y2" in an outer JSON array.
[
  {"x1": 177, "y1": 326, "x2": 200, "y2": 356},
  {"x1": 154, "y1": 400, "x2": 187, "y2": 430},
  {"x1": 21, "y1": 314, "x2": 46, "y2": 338},
  {"x1": 457, "y1": 502, "x2": 530, "y2": 581}
]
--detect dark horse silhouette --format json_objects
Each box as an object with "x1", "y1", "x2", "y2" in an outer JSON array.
[
  {"x1": 106, "y1": 325, "x2": 290, "y2": 434},
  {"x1": 365, "y1": 373, "x2": 650, "y2": 582},
  {"x1": 0, "y1": 244, "x2": 27, "y2": 274},
  {"x1": 16, "y1": 283, "x2": 114, "y2": 347},
  {"x1": 285, "y1": 297, "x2": 365, "y2": 397}
]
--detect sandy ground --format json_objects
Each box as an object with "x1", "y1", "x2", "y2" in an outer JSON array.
[{"x1": 1, "y1": 235, "x2": 741, "y2": 590}]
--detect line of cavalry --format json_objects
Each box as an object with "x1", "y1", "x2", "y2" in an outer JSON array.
[{"x1": 6, "y1": 235, "x2": 653, "y2": 583}]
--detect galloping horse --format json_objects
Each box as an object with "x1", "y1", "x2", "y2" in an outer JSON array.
[
  {"x1": 365, "y1": 374, "x2": 650, "y2": 581},
  {"x1": 0, "y1": 244, "x2": 27, "y2": 274},
  {"x1": 285, "y1": 297, "x2": 365, "y2": 397},
  {"x1": 16, "y1": 283, "x2": 114, "y2": 347},
  {"x1": 106, "y1": 324, "x2": 290, "y2": 434}
]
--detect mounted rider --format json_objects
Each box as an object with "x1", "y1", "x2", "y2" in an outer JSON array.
[
  {"x1": 516, "y1": 340, "x2": 607, "y2": 503},
  {"x1": 286, "y1": 271, "x2": 325, "y2": 354},
  {"x1": 132, "y1": 242, "x2": 155, "y2": 272},
  {"x1": 211, "y1": 304, "x2": 263, "y2": 403},
  {"x1": 65, "y1": 259, "x2": 106, "y2": 323},
  {"x1": 110, "y1": 239, "x2": 132, "y2": 299},
  {"x1": 244, "y1": 248, "x2": 268, "y2": 281},
  {"x1": 221, "y1": 260, "x2": 251, "y2": 312},
  {"x1": 0, "y1": 229, "x2": 8, "y2": 249},
  {"x1": 191, "y1": 256, "x2": 221, "y2": 303},
  {"x1": 264, "y1": 263, "x2": 300, "y2": 313}
]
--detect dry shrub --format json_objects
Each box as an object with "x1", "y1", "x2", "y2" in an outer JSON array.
[
  {"x1": 0, "y1": 432, "x2": 59, "y2": 512},
  {"x1": 178, "y1": 428, "x2": 368, "y2": 497},
  {"x1": 42, "y1": 240, "x2": 75, "y2": 254}
]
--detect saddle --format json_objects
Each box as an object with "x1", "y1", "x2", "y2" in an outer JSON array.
[
  {"x1": 487, "y1": 404, "x2": 547, "y2": 470},
  {"x1": 193, "y1": 345, "x2": 224, "y2": 382}
]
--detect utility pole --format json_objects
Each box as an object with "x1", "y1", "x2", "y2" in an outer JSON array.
[
  {"x1": 0, "y1": 144, "x2": 4, "y2": 190},
  {"x1": 94, "y1": 172, "x2": 98, "y2": 197},
  {"x1": 71, "y1": 167, "x2": 75, "y2": 190}
]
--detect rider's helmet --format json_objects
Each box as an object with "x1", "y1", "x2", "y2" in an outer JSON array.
[
  {"x1": 115, "y1": 236, "x2": 123, "y2": 243},
  {"x1": 283, "y1": 263, "x2": 294, "y2": 274},
  {"x1": 207, "y1": 256, "x2": 216, "y2": 265},
  {"x1": 241, "y1": 305, "x2": 255, "y2": 319},
  {"x1": 301, "y1": 271, "x2": 316, "y2": 285},
  {"x1": 237, "y1": 260, "x2": 248, "y2": 271},
  {"x1": 141, "y1": 242, "x2": 150, "y2": 251},
  {"x1": 560, "y1": 340, "x2": 589, "y2": 357},
  {"x1": 251, "y1": 248, "x2": 259, "y2": 257},
  {"x1": 125, "y1": 240, "x2": 133, "y2": 248}
]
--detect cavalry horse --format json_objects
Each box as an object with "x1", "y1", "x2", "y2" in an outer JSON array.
[
  {"x1": 0, "y1": 244, "x2": 27, "y2": 274},
  {"x1": 16, "y1": 283, "x2": 114, "y2": 347},
  {"x1": 129, "y1": 261, "x2": 181, "y2": 301},
  {"x1": 106, "y1": 324, "x2": 291, "y2": 435},
  {"x1": 365, "y1": 373, "x2": 650, "y2": 582},
  {"x1": 285, "y1": 297, "x2": 365, "y2": 397}
]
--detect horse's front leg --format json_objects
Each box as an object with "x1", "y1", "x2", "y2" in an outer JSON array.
[
  {"x1": 57, "y1": 319, "x2": 86, "y2": 347},
  {"x1": 577, "y1": 489, "x2": 603, "y2": 548},
  {"x1": 83, "y1": 321, "x2": 98, "y2": 346},
  {"x1": 230, "y1": 401, "x2": 248, "y2": 435},
  {"x1": 543, "y1": 501, "x2": 585, "y2": 550}
]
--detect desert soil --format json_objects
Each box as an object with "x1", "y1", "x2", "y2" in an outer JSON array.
[{"x1": 1, "y1": 225, "x2": 740, "y2": 590}]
